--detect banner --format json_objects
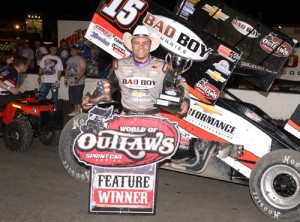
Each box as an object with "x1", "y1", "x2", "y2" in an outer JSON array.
[
  {"x1": 174, "y1": 0, "x2": 297, "y2": 91},
  {"x1": 85, "y1": 0, "x2": 242, "y2": 105},
  {"x1": 73, "y1": 106, "x2": 180, "y2": 214}
]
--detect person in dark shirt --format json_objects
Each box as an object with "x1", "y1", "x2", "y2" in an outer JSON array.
[
  {"x1": 57, "y1": 39, "x2": 71, "y2": 76},
  {"x1": 96, "y1": 48, "x2": 113, "y2": 78},
  {"x1": 0, "y1": 56, "x2": 28, "y2": 108},
  {"x1": 0, "y1": 50, "x2": 14, "y2": 68}
]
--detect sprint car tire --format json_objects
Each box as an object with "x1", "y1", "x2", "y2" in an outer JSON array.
[
  {"x1": 58, "y1": 113, "x2": 90, "y2": 183},
  {"x1": 39, "y1": 130, "x2": 61, "y2": 146},
  {"x1": 4, "y1": 119, "x2": 33, "y2": 152},
  {"x1": 249, "y1": 149, "x2": 300, "y2": 222}
]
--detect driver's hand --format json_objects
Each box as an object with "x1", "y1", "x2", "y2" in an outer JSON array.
[
  {"x1": 38, "y1": 76, "x2": 42, "y2": 84},
  {"x1": 9, "y1": 87, "x2": 19, "y2": 95},
  {"x1": 82, "y1": 96, "x2": 93, "y2": 110},
  {"x1": 177, "y1": 100, "x2": 189, "y2": 116}
]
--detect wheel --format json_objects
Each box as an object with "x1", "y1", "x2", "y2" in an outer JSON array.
[
  {"x1": 249, "y1": 149, "x2": 300, "y2": 222},
  {"x1": 58, "y1": 113, "x2": 90, "y2": 183},
  {"x1": 4, "y1": 119, "x2": 33, "y2": 152},
  {"x1": 39, "y1": 130, "x2": 61, "y2": 146}
]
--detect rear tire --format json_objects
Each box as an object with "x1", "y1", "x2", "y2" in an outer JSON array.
[
  {"x1": 249, "y1": 149, "x2": 300, "y2": 222},
  {"x1": 39, "y1": 130, "x2": 61, "y2": 146},
  {"x1": 4, "y1": 119, "x2": 33, "y2": 152},
  {"x1": 58, "y1": 113, "x2": 90, "y2": 183}
]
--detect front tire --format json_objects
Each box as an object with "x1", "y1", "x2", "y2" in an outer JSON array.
[
  {"x1": 58, "y1": 113, "x2": 90, "y2": 183},
  {"x1": 4, "y1": 119, "x2": 33, "y2": 152},
  {"x1": 249, "y1": 149, "x2": 300, "y2": 222}
]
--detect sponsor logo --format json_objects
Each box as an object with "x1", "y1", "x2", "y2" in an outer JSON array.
[
  {"x1": 260, "y1": 33, "x2": 292, "y2": 57},
  {"x1": 194, "y1": 78, "x2": 219, "y2": 100},
  {"x1": 143, "y1": 12, "x2": 213, "y2": 61},
  {"x1": 93, "y1": 24, "x2": 113, "y2": 38},
  {"x1": 183, "y1": 4, "x2": 195, "y2": 14},
  {"x1": 112, "y1": 43, "x2": 126, "y2": 57},
  {"x1": 213, "y1": 60, "x2": 231, "y2": 75},
  {"x1": 217, "y1": 45, "x2": 240, "y2": 62},
  {"x1": 114, "y1": 37, "x2": 125, "y2": 46},
  {"x1": 187, "y1": 107, "x2": 237, "y2": 137},
  {"x1": 73, "y1": 107, "x2": 180, "y2": 167},
  {"x1": 245, "y1": 109, "x2": 262, "y2": 122},
  {"x1": 206, "y1": 69, "x2": 226, "y2": 82},
  {"x1": 123, "y1": 77, "x2": 157, "y2": 89},
  {"x1": 195, "y1": 102, "x2": 222, "y2": 114},
  {"x1": 240, "y1": 61, "x2": 276, "y2": 74},
  {"x1": 180, "y1": 9, "x2": 190, "y2": 17},
  {"x1": 90, "y1": 31, "x2": 110, "y2": 46},
  {"x1": 231, "y1": 19, "x2": 260, "y2": 38},
  {"x1": 202, "y1": 4, "x2": 229, "y2": 21}
]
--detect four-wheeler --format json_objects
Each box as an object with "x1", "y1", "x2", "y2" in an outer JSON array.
[{"x1": 0, "y1": 89, "x2": 64, "y2": 152}]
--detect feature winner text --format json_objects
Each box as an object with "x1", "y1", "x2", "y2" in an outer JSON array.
[{"x1": 94, "y1": 173, "x2": 154, "y2": 206}]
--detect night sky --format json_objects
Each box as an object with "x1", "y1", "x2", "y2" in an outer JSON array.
[{"x1": 0, "y1": 0, "x2": 299, "y2": 26}]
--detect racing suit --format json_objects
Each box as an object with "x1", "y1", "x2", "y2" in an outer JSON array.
[{"x1": 87, "y1": 56, "x2": 190, "y2": 114}]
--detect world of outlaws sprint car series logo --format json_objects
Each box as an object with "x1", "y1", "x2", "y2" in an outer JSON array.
[{"x1": 73, "y1": 106, "x2": 180, "y2": 167}]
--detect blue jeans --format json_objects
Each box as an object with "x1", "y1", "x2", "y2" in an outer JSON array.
[{"x1": 39, "y1": 83, "x2": 59, "y2": 108}]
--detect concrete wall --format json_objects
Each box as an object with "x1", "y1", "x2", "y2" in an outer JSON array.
[{"x1": 20, "y1": 74, "x2": 299, "y2": 120}]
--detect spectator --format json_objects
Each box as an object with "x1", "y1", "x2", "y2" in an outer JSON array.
[
  {"x1": 34, "y1": 40, "x2": 48, "y2": 70},
  {"x1": 96, "y1": 48, "x2": 113, "y2": 78},
  {"x1": 37, "y1": 45, "x2": 63, "y2": 108},
  {"x1": 9, "y1": 41, "x2": 18, "y2": 57},
  {"x1": 57, "y1": 39, "x2": 71, "y2": 76},
  {"x1": 0, "y1": 51, "x2": 14, "y2": 68},
  {"x1": 77, "y1": 37, "x2": 91, "y2": 61},
  {"x1": 15, "y1": 37, "x2": 24, "y2": 56},
  {"x1": 0, "y1": 56, "x2": 28, "y2": 108},
  {"x1": 21, "y1": 40, "x2": 34, "y2": 73},
  {"x1": 64, "y1": 45, "x2": 87, "y2": 116}
]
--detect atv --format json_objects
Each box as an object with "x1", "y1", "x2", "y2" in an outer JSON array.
[{"x1": 0, "y1": 89, "x2": 64, "y2": 152}]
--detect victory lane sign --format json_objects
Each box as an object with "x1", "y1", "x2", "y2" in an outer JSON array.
[{"x1": 72, "y1": 106, "x2": 180, "y2": 214}]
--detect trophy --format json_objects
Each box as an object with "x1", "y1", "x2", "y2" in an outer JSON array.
[{"x1": 155, "y1": 53, "x2": 192, "y2": 114}]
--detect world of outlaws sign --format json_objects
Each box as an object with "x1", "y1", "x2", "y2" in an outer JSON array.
[{"x1": 72, "y1": 106, "x2": 180, "y2": 214}]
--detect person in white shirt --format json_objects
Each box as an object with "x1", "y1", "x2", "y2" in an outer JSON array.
[
  {"x1": 37, "y1": 45, "x2": 63, "y2": 108},
  {"x1": 35, "y1": 40, "x2": 48, "y2": 69}
]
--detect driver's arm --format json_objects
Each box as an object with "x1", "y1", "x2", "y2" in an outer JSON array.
[
  {"x1": 163, "y1": 70, "x2": 190, "y2": 116},
  {"x1": 82, "y1": 67, "x2": 119, "y2": 110},
  {"x1": 177, "y1": 76, "x2": 190, "y2": 116}
]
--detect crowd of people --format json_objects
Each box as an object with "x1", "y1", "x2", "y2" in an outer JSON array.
[
  {"x1": 0, "y1": 26, "x2": 190, "y2": 120},
  {"x1": 0, "y1": 36, "x2": 113, "y2": 115}
]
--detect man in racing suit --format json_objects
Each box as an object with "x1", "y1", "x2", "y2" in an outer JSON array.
[{"x1": 82, "y1": 25, "x2": 190, "y2": 116}]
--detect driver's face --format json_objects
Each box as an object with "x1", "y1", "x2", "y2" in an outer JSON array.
[{"x1": 131, "y1": 37, "x2": 151, "y2": 62}]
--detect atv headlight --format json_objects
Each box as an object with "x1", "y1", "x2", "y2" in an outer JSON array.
[{"x1": 32, "y1": 107, "x2": 37, "y2": 114}]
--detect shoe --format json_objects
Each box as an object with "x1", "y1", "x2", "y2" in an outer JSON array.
[{"x1": 68, "y1": 110, "x2": 79, "y2": 117}]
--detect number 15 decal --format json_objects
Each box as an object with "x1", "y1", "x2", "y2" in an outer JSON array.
[{"x1": 100, "y1": 0, "x2": 148, "y2": 30}]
